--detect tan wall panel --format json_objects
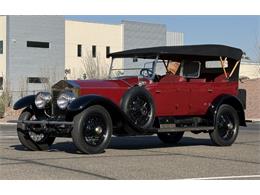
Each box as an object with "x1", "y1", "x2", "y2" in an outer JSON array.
[
  {"x1": 240, "y1": 64, "x2": 260, "y2": 79},
  {"x1": 65, "y1": 20, "x2": 123, "y2": 79}
]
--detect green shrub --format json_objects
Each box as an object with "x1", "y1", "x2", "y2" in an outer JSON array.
[
  {"x1": 0, "y1": 90, "x2": 11, "y2": 118},
  {"x1": 0, "y1": 98, "x2": 5, "y2": 118}
]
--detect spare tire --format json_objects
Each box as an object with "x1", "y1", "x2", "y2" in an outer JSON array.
[{"x1": 121, "y1": 86, "x2": 155, "y2": 129}]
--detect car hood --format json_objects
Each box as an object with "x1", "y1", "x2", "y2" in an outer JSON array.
[
  {"x1": 76, "y1": 77, "x2": 142, "y2": 88},
  {"x1": 52, "y1": 77, "x2": 142, "y2": 91}
]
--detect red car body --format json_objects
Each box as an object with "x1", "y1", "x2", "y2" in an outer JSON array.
[
  {"x1": 11, "y1": 45, "x2": 246, "y2": 154},
  {"x1": 75, "y1": 75, "x2": 238, "y2": 117}
]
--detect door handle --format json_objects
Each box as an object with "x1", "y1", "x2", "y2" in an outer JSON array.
[
  {"x1": 155, "y1": 90, "x2": 161, "y2": 94},
  {"x1": 208, "y1": 89, "x2": 213, "y2": 93}
]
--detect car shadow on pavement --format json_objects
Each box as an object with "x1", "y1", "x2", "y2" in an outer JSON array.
[
  {"x1": 10, "y1": 136, "x2": 213, "y2": 154},
  {"x1": 108, "y1": 136, "x2": 212, "y2": 150}
]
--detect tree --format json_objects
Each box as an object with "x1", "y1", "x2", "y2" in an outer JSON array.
[
  {"x1": 81, "y1": 51, "x2": 109, "y2": 80},
  {"x1": 242, "y1": 51, "x2": 251, "y2": 60}
]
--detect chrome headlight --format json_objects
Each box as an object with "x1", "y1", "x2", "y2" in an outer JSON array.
[
  {"x1": 35, "y1": 92, "x2": 52, "y2": 109},
  {"x1": 57, "y1": 91, "x2": 76, "y2": 110}
]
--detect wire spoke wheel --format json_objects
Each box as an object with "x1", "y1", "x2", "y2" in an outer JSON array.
[
  {"x1": 127, "y1": 96, "x2": 152, "y2": 126},
  {"x1": 27, "y1": 115, "x2": 45, "y2": 143},
  {"x1": 121, "y1": 86, "x2": 155, "y2": 129},
  {"x1": 83, "y1": 114, "x2": 107, "y2": 146},
  {"x1": 72, "y1": 105, "x2": 113, "y2": 154},
  {"x1": 217, "y1": 112, "x2": 236, "y2": 140},
  {"x1": 17, "y1": 108, "x2": 55, "y2": 151},
  {"x1": 210, "y1": 104, "x2": 239, "y2": 146}
]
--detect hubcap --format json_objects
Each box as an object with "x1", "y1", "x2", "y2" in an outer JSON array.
[
  {"x1": 95, "y1": 126, "x2": 103, "y2": 135},
  {"x1": 217, "y1": 111, "x2": 236, "y2": 140},
  {"x1": 29, "y1": 131, "x2": 44, "y2": 142},
  {"x1": 84, "y1": 114, "x2": 107, "y2": 146}
]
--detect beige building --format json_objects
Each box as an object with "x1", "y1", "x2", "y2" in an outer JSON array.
[
  {"x1": 240, "y1": 59, "x2": 260, "y2": 79},
  {"x1": 65, "y1": 20, "x2": 184, "y2": 79},
  {"x1": 65, "y1": 20, "x2": 123, "y2": 79}
]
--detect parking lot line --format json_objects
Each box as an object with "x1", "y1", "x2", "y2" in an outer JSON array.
[{"x1": 184, "y1": 175, "x2": 260, "y2": 180}]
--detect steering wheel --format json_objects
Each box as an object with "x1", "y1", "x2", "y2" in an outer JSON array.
[{"x1": 140, "y1": 68, "x2": 153, "y2": 78}]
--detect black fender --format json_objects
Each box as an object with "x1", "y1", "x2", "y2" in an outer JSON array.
[
  {"x1": 208, "y1": 94, "x2": 246, "y2": 126},
  {"x1": 13, "y1": 95, "x2": 35, "y2": 110},
  {"x1": 67, "y1": 95, "x2": 119, "y2": 112},
  {"x1": 67, "y1": 94, "x2": 152, "y2": 134}
]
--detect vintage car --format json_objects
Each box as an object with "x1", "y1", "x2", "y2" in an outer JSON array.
[{"x1": 11, "y1": 44, "x2": 246, "y2": 154}]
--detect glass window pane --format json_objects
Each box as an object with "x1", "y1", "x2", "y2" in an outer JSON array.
[
  {"x1": 27, "y1": 41, "x2": 49, "y2": 48},
  {"x1": 0, "y1": 41, "x2": 3, "y2": 54}
]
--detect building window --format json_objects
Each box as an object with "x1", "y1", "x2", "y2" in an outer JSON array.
[
  {"x1": 27, "y1": 41, "x2": 49, "y2": 48},
  {"x1": 92, "y1": 45, "x2": 96, "y2": 58},
  {"x1": 0, "y1": 41, "x2": 3, "y2": 54},
  {"x1": 106, "y1": 46, "x2": 110, "y2": 58},
  {"x1": 0, "y1": 77, "x2": 3, "y2": 90},
  {"x1": 27, "y1": 77, "x2": 48, "y2": 84},
  {"x1": 77, "y1": 44, "x2": 82, "y2": 57}
]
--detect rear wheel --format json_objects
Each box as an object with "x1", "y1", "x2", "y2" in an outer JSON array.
[
  {"x1": 72, "y1": 105, "x2": 113, "y2": 154},
  {"x1": 157, "y1": 132, "x2": 184, "y2": 144},
  {"x1": 210, "y1": 104, "x2": 239, "y2": 146},
  {"x1": 17, "y1": 108, "x2": 55, "y2": 151}
]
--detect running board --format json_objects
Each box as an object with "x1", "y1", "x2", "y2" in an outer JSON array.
[
  {"x1": 7, "y1": 120, "x2": 74, "y2": 125},
  {"x1": 157, "y1": 126, "x2": 214, "y2": 133}
]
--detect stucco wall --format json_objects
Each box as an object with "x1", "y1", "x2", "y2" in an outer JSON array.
[
  {"x1": 65, "y1": 20, "x2": 123, "y2": 79},
  {"x1": 240, "y1": 63, "x2": 260, "y2": 79}
]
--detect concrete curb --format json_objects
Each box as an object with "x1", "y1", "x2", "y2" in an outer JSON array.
[
  {"x1": 246, "y1": 119, "x2": 260, "y2": 122},
  {"x1": 0, "y1": 122, "x2": 16, "y2": 126}
]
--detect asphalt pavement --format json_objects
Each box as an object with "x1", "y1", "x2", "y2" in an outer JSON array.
[{"x1": 0, "y1": 123, "x2": 259, "y2": 179}]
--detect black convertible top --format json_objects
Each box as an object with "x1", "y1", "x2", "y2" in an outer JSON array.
[{"x1": 109, "y1": 44, "x2": 243, "y2": 61}]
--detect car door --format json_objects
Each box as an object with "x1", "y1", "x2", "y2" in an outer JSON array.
[
  {"x1": 186, "y1": 79, "x2": 214, "y2": 115},
  {"x1": 149, "y1": 75, "x2": 189, "y2": 116},
  {"x1": 180, "y1": 60, "x2": 215, "y2": 115}
]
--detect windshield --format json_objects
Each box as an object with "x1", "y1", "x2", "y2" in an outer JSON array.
[{"x1": 109, "y1": 57, "x2": 161, "y2": 79}]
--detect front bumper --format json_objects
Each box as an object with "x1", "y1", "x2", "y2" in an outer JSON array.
[{"x1": 8, "y1": 120, "x2": 74, "y2": 137}]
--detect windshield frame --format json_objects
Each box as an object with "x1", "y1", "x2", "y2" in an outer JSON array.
[{"x1": 108, "y1": 55, "x2": 159, "y2": 80}]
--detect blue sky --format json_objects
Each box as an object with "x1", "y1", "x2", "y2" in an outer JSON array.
[{"x1": 66, "y1": 15, "x2": 260, "y2": 62}]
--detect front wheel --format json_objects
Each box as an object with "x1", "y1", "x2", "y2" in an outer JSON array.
[
  {"x1": 72, "y1": 105, "x2": 113, "y2": 154},
  {"x1": 17, "y1": 108, "x2": 56, "y2": 151},
  {"x1": 210, "y1": 104, "x2": 239, "y2": 146}
]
